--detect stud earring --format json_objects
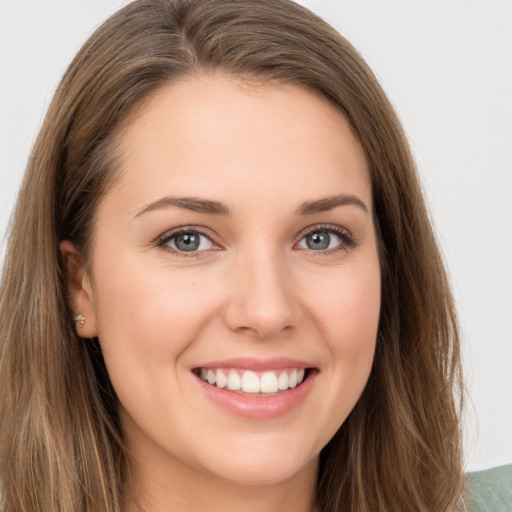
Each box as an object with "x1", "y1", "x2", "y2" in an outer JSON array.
[{"x1": 74, "y1": 314, "x2": 85, "y2": 327}]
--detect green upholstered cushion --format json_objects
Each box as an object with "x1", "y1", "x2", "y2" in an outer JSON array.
[{"x1": 465, "y1": 464, "x2": 512, "y2": 511}]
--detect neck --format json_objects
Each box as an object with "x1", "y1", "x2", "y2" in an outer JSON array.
[{"x1": 124, "y1": 452, "x2": 319, "y2": 512}]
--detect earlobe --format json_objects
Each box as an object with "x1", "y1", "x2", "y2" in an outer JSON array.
[{"x1": 59, "y1": 240, "x2": 99, "y2": 338}]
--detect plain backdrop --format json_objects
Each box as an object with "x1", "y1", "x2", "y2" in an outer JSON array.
[{"x1": 0, "y1": 0, "x2": 511, "y2": 472}]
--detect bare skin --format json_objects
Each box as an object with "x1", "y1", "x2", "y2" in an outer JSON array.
[{"x1": 62, "y1": 74, "x2": 380, "y2": 512}]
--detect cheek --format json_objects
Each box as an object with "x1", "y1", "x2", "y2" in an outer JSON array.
[
  {"x1": 312, "y1": 264, "x2": 381, "y2": 353},
  {"x1": 310, "y1": 261, "x2": 380, "y2": 403},
  {"x1": 92, "y1": 256, "x2": 221, "y2": 366},
  {"x1": 293, "y1": 262, "x2": 380, "y2": 449},
  {"x1": 90, "y1": 259, "x2": 225, "y2": 433},
  {"x1": 338, "y1": 281, "x2": 380, "y2": 361}
]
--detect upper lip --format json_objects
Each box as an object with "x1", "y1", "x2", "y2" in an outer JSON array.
[{"x1": 192, "y1": 357, "x2": 315, "y2": 372}]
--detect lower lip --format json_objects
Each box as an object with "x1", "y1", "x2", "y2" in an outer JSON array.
[{"x1": 194, "y1": 371, "x2": 317, "y2": 420}]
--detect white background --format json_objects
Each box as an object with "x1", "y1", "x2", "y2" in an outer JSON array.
[{"x1": 0, "y1": 0, "x2": 510, "y2": 472}]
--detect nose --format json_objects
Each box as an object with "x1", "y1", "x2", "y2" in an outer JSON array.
[{"x1": 222, "y1": 250, "x2": 302, "y2": 339}]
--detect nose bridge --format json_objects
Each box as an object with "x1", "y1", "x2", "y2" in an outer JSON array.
[{"x1": 223, "y1": 243, "x2": 300, "y2": 338}]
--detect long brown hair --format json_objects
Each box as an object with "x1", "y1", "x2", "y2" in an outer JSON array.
[{"x1": 0, "y1": 1, "x2": 463, "y2": 510}]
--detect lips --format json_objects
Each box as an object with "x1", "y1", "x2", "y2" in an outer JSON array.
[{"x1": 191, "y1": 358, "x2": 317, "y2": 419}]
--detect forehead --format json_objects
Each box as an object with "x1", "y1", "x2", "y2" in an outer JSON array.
[{"x1": 109, "y1": 74, "x2": 371, "y2": 215}]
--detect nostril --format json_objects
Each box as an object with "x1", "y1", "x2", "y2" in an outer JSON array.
[{"x1": 223, "y1": 303, "x2": 301, "y2": 339}]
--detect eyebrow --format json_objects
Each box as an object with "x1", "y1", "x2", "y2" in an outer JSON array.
[
  {"x1": 296, "y1": 194, "x2": 369, "y2": 215},
  {"x1": 134, "y1": 196, "x2": 230, "y2": 218},
  {"x1": 134, "y1": 193, "x2": 369, "y2": 219}
]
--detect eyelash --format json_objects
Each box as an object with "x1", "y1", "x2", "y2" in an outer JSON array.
[
  {"x1": 297, "y1": 224, "x2": 357, "y2": 254},
  {"x1": 156, "y1": 224, "x2": 357, "y2": 257}
]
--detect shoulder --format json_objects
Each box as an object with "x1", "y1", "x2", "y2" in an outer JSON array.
[{"x1": 464, "y1": 464, "x2": 512, "y2": 512}]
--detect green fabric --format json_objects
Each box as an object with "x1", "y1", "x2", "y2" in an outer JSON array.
[{"x1": 465, "y1": 464, "x2": 512, "y2": 512}]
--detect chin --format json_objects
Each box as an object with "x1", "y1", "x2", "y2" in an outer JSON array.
[
  {"x1": 190, "y1": 431, "x2": 320, "y2": 487},
  {"x1": 211, "y1": 456, "x2": 316, "y2": 488}
]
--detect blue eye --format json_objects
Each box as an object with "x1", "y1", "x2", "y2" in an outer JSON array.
[
  {"x1": 297, "y1": 227, "x2": 353, "y2": 252},
  {"x1": 161, "y1": 230, "x2": 215, "y2": 252}
]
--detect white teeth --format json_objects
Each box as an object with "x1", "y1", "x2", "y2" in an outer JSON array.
[
  {"x1": 227, "y1": 372, "x2": 241, "y2": 391},
  {"x1": 199, "y1": 368, "x2": 308, "y2": 393},
  {"x1": 289, "y1": 369, "x2": 298, "y2": 388},
  {"x1": 277, "y1": 371, "x2": 289, "y2": 390},
  {"x1": 260, "y1": 371, "x2": 278, "y2": 393},
  {"x1": 241, "y1": 371, "x2": 260, "y2": 393},
  {"x1": 216, "y1": 370, "x2": 227, "y2": 389}
]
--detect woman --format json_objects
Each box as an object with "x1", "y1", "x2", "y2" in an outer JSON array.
[{"x1": 0, "y1": 0, "x2": 464, "y2": 510}]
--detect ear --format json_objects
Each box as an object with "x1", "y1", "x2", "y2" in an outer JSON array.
[{"x1": 60, "y1": 240, "x2": 98, "y2": 338}]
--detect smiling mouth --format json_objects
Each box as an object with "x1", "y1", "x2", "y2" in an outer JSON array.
[{"x1": 193, "y1": 367, "x2": 312, "y2": 394}]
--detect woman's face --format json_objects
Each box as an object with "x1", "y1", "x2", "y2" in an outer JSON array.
[{"x1": 72, "y1": 75, "x2": 381, "y2": 488}]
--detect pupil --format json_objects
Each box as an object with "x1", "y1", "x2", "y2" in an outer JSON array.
[
  {"x1": 176, "y1": 233, "x2": 199, "y2": 251},
  {"x1": 307, "y1": 231, "x2": 330, "y2": 250}
]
